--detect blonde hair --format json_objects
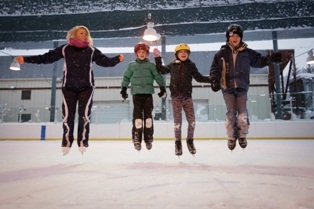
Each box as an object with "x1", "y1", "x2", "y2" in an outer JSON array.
[{"x1": 66, "y1": 25, "x2": 93, "y2": 47}]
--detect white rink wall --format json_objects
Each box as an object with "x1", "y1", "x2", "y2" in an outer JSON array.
[{"x1": 0, "y1": 120, "x2": 313, "y2": 140}]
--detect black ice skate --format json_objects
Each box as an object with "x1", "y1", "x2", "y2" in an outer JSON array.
[
  {"x1": 132, "y1": 130, "x2": 142, "y2": 151},
  {"x1": 228, "y1": 138, "x2": 236, "y2": 151},
  {"x1": 132, "y1": 138, "x2": 142, "y2": 151},
  {"x1": 145, "y1": 139, "x2": 153, "y2": 150},
  {"x1": 186, "y1": 138, "x2": 196, "y2": 155},
  {"x1": 238, "y1": 137, "x2": 247, "y2": 149},
  {"x1": 175, "y1": 139, "x2": 182, "y2": 156}
]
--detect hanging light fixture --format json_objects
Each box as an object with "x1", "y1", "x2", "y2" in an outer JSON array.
[
  {"x1": 306, "y1": 49, "x2": 314, "y2": 65},
  {"x1": 0, "y1": 51, "x2": 21, "y2": 71},
  {"x1": 143, "y1": 13, "x2": 160, "y2": 42},
  {"x1": 9, "y1": 58, "x2": 20, "y2": 71}
]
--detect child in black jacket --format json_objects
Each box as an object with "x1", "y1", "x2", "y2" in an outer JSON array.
[{"x1": 154, "y1": 43, "x2": 211, "y2": 156}]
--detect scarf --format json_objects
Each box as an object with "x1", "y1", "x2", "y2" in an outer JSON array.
[{"x1": 69, "y1": 38, "x2": 89, "y2": 48}]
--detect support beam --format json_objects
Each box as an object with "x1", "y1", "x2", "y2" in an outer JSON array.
[
  {"x1": 50, "y1": 41, "x2": 58, "y2": 122},
  {"x1": 272, "y1": 31, "x2": 282, "y2": 119}
]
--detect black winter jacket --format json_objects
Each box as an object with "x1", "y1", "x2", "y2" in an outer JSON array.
[
  {"x1": 155, "y1": 57, "x2": 210, "y2": 98},
  {"x1": 24, "y1": 44, "x2": 121, "y2": 89}
]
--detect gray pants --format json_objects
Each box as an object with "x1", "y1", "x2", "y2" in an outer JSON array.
[
  {"x1": 222, "y1": 89, "x2": 250, "y2": 139},
  {"x1": 172, "y1": 96, "x2": 195, "y2": 140}
]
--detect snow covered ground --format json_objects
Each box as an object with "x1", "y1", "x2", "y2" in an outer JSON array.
[{"x1": 0, "y1": 139, "x2": 313, "y2": 209}]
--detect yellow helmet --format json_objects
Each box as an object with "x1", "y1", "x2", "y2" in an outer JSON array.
[{"x1": 174, "y1": 43, "x2": 190, "y2": 54}]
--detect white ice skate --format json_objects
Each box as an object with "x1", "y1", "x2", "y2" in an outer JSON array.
[{"x1": 61, "y1": 147, "x2": 71, "y2": 156}]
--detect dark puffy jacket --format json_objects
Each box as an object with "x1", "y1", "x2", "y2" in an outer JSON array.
[
  {"x1": 155, "y1": 57, "x2": 210, "y2": 98},
  {"x1": 210, "y1": 43, "x2": 272, "y2": 92},
  {"x1": 24, "y1": 44, "x2": 121, "y2": 88}
]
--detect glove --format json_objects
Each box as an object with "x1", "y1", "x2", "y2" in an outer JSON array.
[
  {"x1": 153, "y1": 48, "x2": 161, "y2": 57},
  {"x1": 119, "y1": 54, "x2": 124, "y2": 62},
  {"x1": 270, "y1": 52, "x2": 282, "y2": 63},
  {"x1": 211, "y1": 80, "x2": 221, "y2": 92},
  {"x1": 209, "y1": 75, "x2": 215, "y2": 83},
  {"x1": 120, "y1": 87, "x2": 128, "y2": 100},
  {"x1": 158, "y1": 86, "x2": 167, "y2": 98}
]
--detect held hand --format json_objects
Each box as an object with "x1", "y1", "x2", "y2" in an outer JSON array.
[
  {"x1": 16, "y1": 56, "x2": 24, "y2": 64},
  {"x1": 158, "y1": 86, "x2": 167, "y2": 98},
  {"x1": 271, "y1": 52, "x2": 282, "y2": 63},
  {"x1": 119, "y1": 54, "x2": 124, "y2": 62},
  {"x1": 153, "y1": 48, "x2": 161, "y2": 57},
  {"x1": 211, "y1": 80, "x2": 221, "y2": 92}
]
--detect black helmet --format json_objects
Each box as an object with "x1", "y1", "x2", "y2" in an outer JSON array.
[
  {"x1": 226, "y1": 24, "x2": 243, "y2": 41},
  {"x1": 134, "y1": 42, "x2": 150, "y2": 54}
]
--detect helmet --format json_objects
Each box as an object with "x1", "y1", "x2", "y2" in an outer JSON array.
[
  {"x1": 134, "y1": 42, "x2": 150, "y2": 54},
  {"x1": 174, "y1": 43, "x2": 190, "y2": 54},
  {"x1": 226, "y1": 24, "x2": 243, "y2": 40}
]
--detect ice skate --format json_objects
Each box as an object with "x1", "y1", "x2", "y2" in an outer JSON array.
[
  {"x1": 238, "y1": 137, "x2": 247, "y2": 149},
  {"x1": 186, "y1": 138, "x2": 196, "y2": 155},
  {"x1": 61, "y1": 147, "x2": 71, "y2": 156},
  {"x1": 145, "y1": 139, "x2": 153, "y2": 150},
  {"x1": 78, "y1": 141, "x2": 88, "y2": 155},
  {"x1": 132, "y1": 138, "x2": 142, "y2": 151},
  {"x1": 79, "y1": 146, "x2": 87, "y2": 155},
  {"x1": 175, "y1": 139, "x2": 182, "y2": 157},
  {"x1": 227, "y1": 138, "x2": 236, "y2": 151}
]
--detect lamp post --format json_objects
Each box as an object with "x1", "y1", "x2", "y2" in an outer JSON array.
[
  {"x1": 50, "y1": 41, "x2": 58, "y2": 122},
  {"x1": 160, "y1": 35, "x2": 167, "y2": 120},
  {"x1": 142, "y1": 14, "x2": 167, "y2": 120},
  {"x1": 272, "y1": 31, "x2": 282, "y2": 119},
  {"x1": 0, "y1": 50, "x2": 20, "y2": 71}
]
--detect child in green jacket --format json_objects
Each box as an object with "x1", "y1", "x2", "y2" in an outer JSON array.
[{"x1": 121, "y1": 42, "x2": 166, "y2": 151}]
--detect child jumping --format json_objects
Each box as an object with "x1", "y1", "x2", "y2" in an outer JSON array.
[
  {"x1": 153, "y1": 43, "x2": 211, "y2": 156},
  {"x1": 121, "y1": 42, "x2": 166, "y2": 151},
  {"x1": 210, "y1": 24, "x2": 281, "y2": 151}
]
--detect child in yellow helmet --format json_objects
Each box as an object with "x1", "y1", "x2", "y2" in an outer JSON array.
[{"x1": 153, "y1": 43, "x2": 211, "y2": 156}]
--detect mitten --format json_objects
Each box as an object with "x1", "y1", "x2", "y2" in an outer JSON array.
[
  {"x1": 153, "y1": 48, "x2": 161, "y2": 57},
  {"x1": 211, "y1": 80, "x2": 221, "y2": 92},
  {"x1": 120, "y1": 87, "x2": 128, "y2": 100},
  {"x1": 158, "y1": 86, "x2": 166, "y2": 98},
  {"x1": 270, "y1": 52, "x2": 282, "y2": 63}
]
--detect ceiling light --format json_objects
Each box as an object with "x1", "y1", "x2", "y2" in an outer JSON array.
[{"x1": 306, "y1": 49, "x2": 314, "y2": 65}]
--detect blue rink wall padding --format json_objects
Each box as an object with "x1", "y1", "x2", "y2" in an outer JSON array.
[
  {"x1": 40, "y1": 125, "x2": 46, "y2": 141},
  {"x1": 0, "y1": 121, "x2": 314, "y2": 140}
]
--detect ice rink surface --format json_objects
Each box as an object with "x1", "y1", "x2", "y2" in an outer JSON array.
[{"x1": 0, "y1": 139, "x2": 313, "y2": 209}]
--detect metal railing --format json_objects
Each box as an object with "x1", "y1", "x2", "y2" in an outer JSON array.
[{"x1": 1, "y1": 92, "x2": 313, "y2": 124}]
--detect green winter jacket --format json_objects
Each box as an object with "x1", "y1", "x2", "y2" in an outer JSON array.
[{"x1": 121, "y1": 58, "x2": 165, "y2": 95}]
